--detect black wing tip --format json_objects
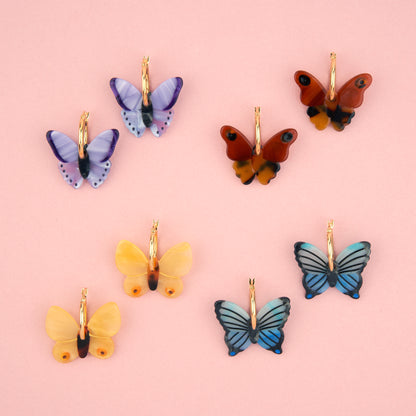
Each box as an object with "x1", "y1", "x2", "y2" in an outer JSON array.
[{"x1": 294, "y1": 241, "x2": 306, "y2": 251}]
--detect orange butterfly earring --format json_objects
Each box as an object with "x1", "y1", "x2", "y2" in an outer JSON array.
[
  {"x1": 115, "y1": 220, "x2": 192, "y2": 298},
  {"x1": 45, "y1": 288, "x2": 121, "y2": 363},
  {"x1": 294, "y1": 53, "x2": 372, "y2": 131},
  {"x1": 220, "y1": 107, "x2": 298, "y2": 185}
]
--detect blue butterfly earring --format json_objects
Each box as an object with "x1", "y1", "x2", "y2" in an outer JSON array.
[
  {"x1": 110, "y1": 57, "x2": 183, "y2": 138},
  {"x1": 46, "y1": 112, "x2": 119, "y2": 189},
  {"x1": 215, "y1": 279, "x2": 291, "y2": 356},
  {"x1": 294, "y1": 220, "x2": 371, "y2": 299}
]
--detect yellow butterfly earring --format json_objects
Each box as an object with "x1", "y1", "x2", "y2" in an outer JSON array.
[
  {"x1": 45, "y1": 288, "x2": 121, "y2": 363},
  {"x1": 115, "y1": 220, "x2": 192, "y2": 298}
]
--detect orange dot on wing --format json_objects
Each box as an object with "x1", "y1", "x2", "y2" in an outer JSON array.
[
  {"x1": 61, "y1": 352, "x2": 71, "y2": 362},
  {"x1": 165, "y1": 288, "x2": 175, "y2": 296},
  {"x1": 131, "y1": 286, "x2": 141, "y2": 296},
  {"x1": 97, "y1": 348, "x2": 107, "y2": 357}
]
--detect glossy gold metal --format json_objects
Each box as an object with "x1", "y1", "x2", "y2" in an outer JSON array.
[
  {"x1": 142, "y1": 56, "x2": 150, "y2": 107},
  {"x1": 254, "y1": 107, "x2": 261, "y2": 156},
  {"x1": 78, "y1": 112, "x2": 89, "y2": 159},
  {"x1": 327, "y1": 220, "x2": 335, "y2": 271},
  {"x1": 249, "y1": 278, "x2": 256, "y2": 330},
  {"x1": 149, "y1": 220, "x2": 159, "y2": 270},
  {"x1": 328, "y1": 53, "x2": 336, "y2": 101},
  {"x1": 79, "y1": 288, "x2": 88, "y2": 340}
]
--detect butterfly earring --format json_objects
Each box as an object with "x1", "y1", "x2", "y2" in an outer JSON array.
[
  {"x1": 115, "y1": 220, "x2": 192, "y2": 298},
  {"x1": 294, "y1": 53, "x2": 372, "y2": 131},
  {"x1": 215, "y1": 279, "x2": 291, "y2": 356},
  {"x1": 45, "y1": 289, "x2": 121, "y2": 363},
  {"x1": 110, "y1": 57, "x2": 183, "y2": 138},
  {"x1": 220, "y1": 107, "x2": 297, "y2": 185},
  {"x1": 46, "y1": 112, "x2": 119, "y2": 189},
  {"x1": 294, "y1": 220, "x2": 371, "y2": 299}
]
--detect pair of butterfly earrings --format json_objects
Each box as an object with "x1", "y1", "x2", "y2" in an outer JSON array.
[
  {"x1": 221, "y1": 52, "x2": 372, "y2": 184},
  {"x1": 46, "y1": 53, "x2": 372, "y2": 188},
  {"x1": 215, "y1": 220, "x2": 371, "y2": 356},
  {"x1": 46, "y1": 221, "x2": 193, "y2": 362},
  {"x1": 46, "y1": 220, "x2": 371, "y2": 360},
  {"x1": 46, "y1": 57, "x2": 183, "y2": 188}
]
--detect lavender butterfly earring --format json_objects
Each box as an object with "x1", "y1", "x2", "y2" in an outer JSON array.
[
  {"x1": 46, "y1": 112, "x2": 119, "y2": 189},
  {"x1": 110, "y1": 57, "x2": 183, "y2": 138}
]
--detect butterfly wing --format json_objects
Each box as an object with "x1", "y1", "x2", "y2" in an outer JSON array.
[
  {"x1": 147, "y1": 77, "x2": 183, "y2": 138},
  {"x1": 87, "y1": 302, "x2": 120, "y2": 359},
  {"x1": 256, "y1": 297, "x2": 291, "y2": 354},
  {"x1": 294, "y1": 242, "x2": 330, "y2": 298},
  {"x1": 214, "y1": 301, "x2": 251, "y2": 356},
  {"x1": 294, "y1": 71, "x2": 330, "y2": 130},
  {"x1": 87, "y1": 130, "x2": 119, "y2": 163},
  {"x1": 220, "y1": 126, "x2": 255, "y2": 184},
  {"x1": 262, "y1": 129, "x2": 298, "y2": 163},
  {"x1": 338, "y1": 74, "x2": 372, "y2": 109},
  {"x1": 115, "y1": 240, "x2": 149, "y2": 297},
  {"x1": 329, "y1": 74, "x2": 372, "y2": 131},
  {"x1": 335, "y1": 242, "x2": 371, "y2": 298},
  {"x1": 110, "y1": 78, "x2": 146, "y2": 137},
  {"x1": 46, "y1": 306, "x2": 80, "y2": 363},
  {"x1": 157, "y1": 242, "x2": 192, "y2": 298},
  {"x1": 47, "y1": 131, "x2": 84, "y2": 188}
]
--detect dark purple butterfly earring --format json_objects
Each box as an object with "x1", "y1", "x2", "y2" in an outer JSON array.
[
  {"x1": 110, "y1": 56, "x2": 183, "y2": 138},
  {"x1": 46, "y1": 112, "x2": 119, "y2": 189}
]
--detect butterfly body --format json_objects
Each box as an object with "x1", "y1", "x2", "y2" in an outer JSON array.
[
  {"x1": 294, "y1": 241, "x2": 371, "y2": 299},
  {"x1": 295, "y1": 71, "x2": 372, "y2": 131},
  {"x1": 110, "y1": 77, "x2": 183, "y2": 138},
  {"x1": 77, "y1": 331, "x2": 90, "y2": 358},
  {"x1": 46, "y1": 129, "x2": 119, "y2": 189},
  {"x1": 220, "y1": 125, "x2": 297, "y2": 185},
  {"x1": 215, "y1": 297, "x2": 291, "y2": 356}
]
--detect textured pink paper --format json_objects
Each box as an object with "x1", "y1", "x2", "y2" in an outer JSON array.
[{"x1": 1, "y1": 0, "x2": 415, "y2": 415}]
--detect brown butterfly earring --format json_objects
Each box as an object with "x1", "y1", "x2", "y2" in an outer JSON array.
[
  {"x1": 294, "y1": 53, "x2": 372, "y2": 131},
  {"x1": 220, "y1": 107, "x2": 298, "y2": 185}
]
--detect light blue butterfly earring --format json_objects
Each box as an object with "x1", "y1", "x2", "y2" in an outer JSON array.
[
  {"x1": 110, "y1": 56, "x2": 183, "y2": 138},
  {"x1": 215, "y1": 279, "x2": 291, "y2": 356},
  {"x1": 294, "y1": 220, "x2": 371, "y2": 299}
]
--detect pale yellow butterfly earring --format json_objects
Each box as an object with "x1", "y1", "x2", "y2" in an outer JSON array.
[
  {"x1": 45, "y1": 288, "x2": 121, "y2": 363},
  {"x1": 115, "y1": 220, "x2": 192, "y2": 298}
]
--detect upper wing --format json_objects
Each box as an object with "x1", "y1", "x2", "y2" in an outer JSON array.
[
  {"x1": 256, "y1": 297, "x2": 291, "y2": 354},
  {"x1": 338, "y1": 74, "x2": 372, "y2": 108},
  {"x1": 88, "y1": 302, "x2": 121, "y2": 337},
  {"x1": 46, "y1": 131, "x2": 78, "y2": 163},
  {"x1": 262, "y1": 129, "x2": 298, "y2": 163},
  {"x1": 159, "y1": 242, "x2": 192, "y2": 278},
  {"x1": 214, "y1": 300, "x2": 251, "y2": 356},
  {"x1": 87, "y1": 129, "x2": 119, "y2": 163},
  {"x1": 294, "y1": 71, "x2": 326, "y2": 106},
  {"x1": 110, "y1": 78, "x2": 142, "y2": 111},
  {"x1": 46, "y1": 306, "x2": 79, "y2": 341},
  {"x1": 115, "y1": 240, "x2": 149, "y2": 276},
  {"x1": 220, "y1": 126, "x2": 253, "y2": 161},
  {"x1": 335, "y1": 242, "x2": 371, "y2": 298},
  {"x1": 150, "y1": 77, "x2": 183, "y2": 111},
  {"x1": 294, "y1": 242, "x2": 330, "y2": 298}
]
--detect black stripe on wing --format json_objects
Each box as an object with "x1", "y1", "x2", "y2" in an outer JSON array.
[
  {"x1": 214, "y1": 301, "x2": 251, "y2": 356},
  {"x1": 336, "y1": 242, "x2": 371, "y2": 274}
]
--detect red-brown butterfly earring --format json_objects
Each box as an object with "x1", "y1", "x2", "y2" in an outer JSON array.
[
  {"x1": 220, "y1": 107, "x2": 298, "y2": 185},
  {"x1": 294, "y1": 53, "x2": 372, "y2": 131}
]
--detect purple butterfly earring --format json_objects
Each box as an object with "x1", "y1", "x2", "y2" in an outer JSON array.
[
  {"x1": 110, "y1": 57, "x2": 183, "y2": 138},
  {"x1": 46, "y1": 112, "x2": 119, "y2": 189}
]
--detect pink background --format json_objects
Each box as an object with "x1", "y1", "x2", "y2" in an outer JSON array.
[{"x1": 1, "y1": 0, "x2": 415, "y2": 414}]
